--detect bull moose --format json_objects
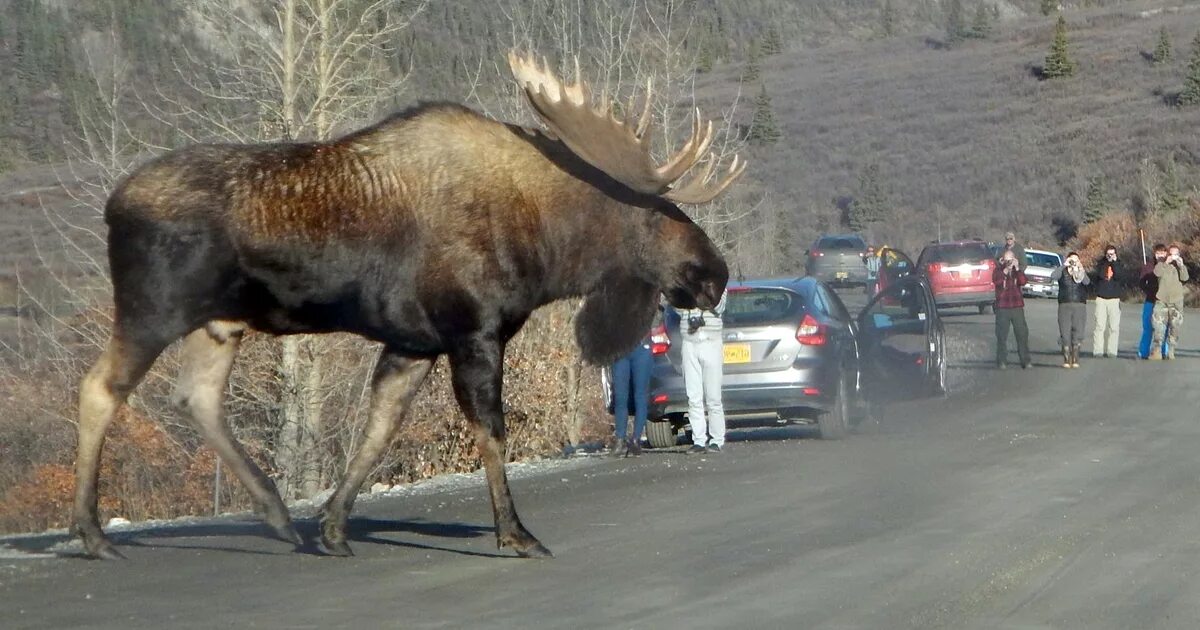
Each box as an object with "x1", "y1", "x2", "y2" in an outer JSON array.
[{"x1": 72, "y1": 50, "x2": 745, "y2": 559}]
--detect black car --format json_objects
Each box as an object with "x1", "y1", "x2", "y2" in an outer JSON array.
[{"x1": 630, "y1": 272, "x2": 947, "y2": 448}]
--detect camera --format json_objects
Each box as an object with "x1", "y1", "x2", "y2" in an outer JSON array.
[{"x1": 686, "y1": 314, "x2": 706, "y2": 334}]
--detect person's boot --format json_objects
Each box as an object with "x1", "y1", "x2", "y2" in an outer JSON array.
[
  {"x1": 1071, "y1": 344, "x2": 1081, "y2": 368},
  {"x1": 1149, "y1": 348, "x2": 1162, "y2": 361},
  {"x1": 1061, "y1": 346, "x2": 1071, "y2": 368},
  {"x1": 1166, "y1": 347, "x2": 1175, "y2": 360},
  {"x1": 609, "y1": 438, "x2": 627, "y2": 458},
  {"x1": 626, "y1": 437, "x2": 642, "y2": 457}
]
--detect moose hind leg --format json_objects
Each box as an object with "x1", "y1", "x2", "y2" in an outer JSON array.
[
  {"x1": 450, "y1": 338, "x2": 551, "y2": 558},
  {"x1": 316, "y1": 352, "x2": 434, "y2": 554},
  {"x1": 319, "y1": 352, "x2": 433, "y2": 556},
  {"x1": 173, "y1": 322, "x2": 301, "y2": 546},
  {"x1": 73, "y1": 336, "x2": 168, "y2": 559}
]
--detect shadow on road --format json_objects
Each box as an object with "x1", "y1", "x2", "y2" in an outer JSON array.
[{"x1": 2, "y1": 516, "x2": 499, "y2": 559}]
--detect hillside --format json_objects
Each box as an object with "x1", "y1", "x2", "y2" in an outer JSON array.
[{"x1": 704, "y1": 1, "x2": 1200, "y2": 255}]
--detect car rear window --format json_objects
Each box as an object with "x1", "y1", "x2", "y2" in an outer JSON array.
[
  {"x1": 921, "y1": 243, "x2": 991, "y2": 265},
  {"x1": 724, "y1": 288, "x2": 805, "y2": 326},
  {"x1": 817, "y1": 236, "x2": 865, "y2": 251},
  {"x1": 1026, "y1": 252, "x2": 1061, "y2": 268}
]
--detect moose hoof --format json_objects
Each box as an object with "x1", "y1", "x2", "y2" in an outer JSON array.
[
  {"x1": 267, "y1": 521, "x2": 304, "y2": 547},
  {"x1": 320, "y1": 537, "x2": 355, "y2": 557},
  {"x1": 514, "y1": 541, "x2": 554, "y2": 559},
  {"x1": 83, "y1": 536, "x2": 126, "y2": 560}
]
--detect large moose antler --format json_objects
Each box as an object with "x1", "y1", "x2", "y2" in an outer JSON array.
[{"x1": 508, "y1": 50, "x2": 746, "y2": 205}]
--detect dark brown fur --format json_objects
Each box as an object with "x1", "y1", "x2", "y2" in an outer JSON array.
[{"x1": 72, "y1": 101, "x2": 728, "y2": 559}]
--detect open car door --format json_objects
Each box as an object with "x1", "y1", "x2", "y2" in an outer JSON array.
[
  {"x1": 856, "y1": 275, "x2": 947, "y2": 405},
  {"x1": 874, "y1": 246, "x2": 915, "y2": 296}
]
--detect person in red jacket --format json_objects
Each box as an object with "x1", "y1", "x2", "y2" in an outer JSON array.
[{"x1": 994, "y1": 249, "x2": 1031, "y2": 369}]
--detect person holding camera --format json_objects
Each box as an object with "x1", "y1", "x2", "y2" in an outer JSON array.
[
  {"x1": 675, "y1": 289, "x2": 728, "y2": 454},
  {"x1": 1091, "y1": 245, "x2": 1123, "y2": 358},
  {"x1": 993, "y1": 250, "x2": 1031, "y2": 369},
  {"x1": 1150, "y1": 244, "x2": 1189, "y2": 360},
  {"x1": 1139, "y1": 244, "x2": 1170, "y2": 360},
  {"x1": 1051, "y1": 251, "x2": 1090, "y2": 368}
]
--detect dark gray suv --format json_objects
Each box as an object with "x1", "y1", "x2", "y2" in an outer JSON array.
[
  {"x1": 640, "y1": 274, "x2": 946, "y2": 448},
  {"x1": 804, "y1": 234, "x2": 870, "y2": 286}
]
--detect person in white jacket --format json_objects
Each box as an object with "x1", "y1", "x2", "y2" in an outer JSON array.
[{"x1": 675, "y1": 290, "x2": 728, "y2": 453}]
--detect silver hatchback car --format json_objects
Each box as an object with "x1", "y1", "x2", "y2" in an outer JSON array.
[{"x1": 638, "y1": 274, "x2": 946, "y2": 448}]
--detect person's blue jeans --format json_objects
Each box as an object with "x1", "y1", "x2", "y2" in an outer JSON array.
[
  {"x1": 612, "y1": 343, "x2": 653, "y2": 442},
  {"x1": 1139, "y1": 301, "x2": 1169, "y2": 358}
]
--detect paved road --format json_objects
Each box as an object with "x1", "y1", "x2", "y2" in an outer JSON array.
[{"x1": 3, "y1": 299, "x2": 1199, "y2": 629}]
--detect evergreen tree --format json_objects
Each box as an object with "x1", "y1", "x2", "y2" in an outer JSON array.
[
  {"x1": 1161, "y1": 153, "x2": 1187, "y2": 215},
  {"x1": 881, "y1": 0, "x2": 897, "y2": 38},
  {"x1": 1178, "y1": 31, "x2": 1200, "y2": 105},
  {"x1": 1152, "y1": 27, "x2": 1172, "y2": 64},
  {"x1": 969, "y1": 4, "x2": 992, "y2": 39},
  {"x1": 775, "y1": 210, "x2": 795, "y2": 269},
  {"x1": 1043, "y1": 15, "x2": 1077, "y2": 79},
  {"x1": 1041, "y1": 0, "x2": 1057, "y2": 17},
  {"x1": 849, "y1": 163, "x2": 888, "y2": 231},
  {"x1": 945, "y1": 0, "x2": 965, "y2": 45},
  {"x1": 762, "y1": 25, "x2": 784, "y2": 56},
  {"x1": 748, "y1": 84, "x2": 782, "y2": 145},
  {"x1": 744, "y1": 40, "x2": 762, "y2": 82},
  {"x1": 1083, "y1": 175, "x2": 1108, "y2": 224}
]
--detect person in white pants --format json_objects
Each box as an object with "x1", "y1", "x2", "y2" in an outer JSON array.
[
  {"x1": 676, "y1": 290, "x2": 727, "y2": 453},
  {"x1": 1091, "y1": 245, "x2": 1124, "y2": 358}
]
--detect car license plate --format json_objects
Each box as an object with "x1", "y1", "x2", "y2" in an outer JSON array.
[
  {"x1": 724, "y1": 343, "x2": 751, "y2": 364},
  {"x1": 835, "y1": 271, "x2": 849, "y2": 279}
]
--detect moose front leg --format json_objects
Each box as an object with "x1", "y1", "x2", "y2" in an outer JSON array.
[{"x1": 450, "y1": 336, "x2": 552, "y2": 558}]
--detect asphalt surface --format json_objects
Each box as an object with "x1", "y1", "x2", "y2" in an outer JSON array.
[{"x1": 3, "y1": 298, "x2": 1200, "y2": 629}]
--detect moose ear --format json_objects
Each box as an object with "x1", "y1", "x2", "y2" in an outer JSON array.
[{"x1": 575, "y1": 273, "x2": 659, "y2": 365}]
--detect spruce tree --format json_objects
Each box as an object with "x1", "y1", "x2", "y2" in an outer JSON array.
[
  {"x1": 849, "y1": 163, "x2": 887, "y2": 231},
  {"x1": 748, "y1": 84, "x2": 782, "y2": 145},
  {"x1": 881, "y1": 0, "x2": 896, "y2": 38},
  {"x1": 1083, "y1": 175, "x2": 1108, "y2": 224},
  {"x1": 945, "y1": 0, "x2": 965, "y2": 45},
  {"x1": 1178, "y1": 31, "x2": 1200, "y2": 105},
  {"x1": 1043, "y1": 15, "x2": 1077, "y2": 79},
  {"x1": 1161, "y1": 153, "x2": 1186, "y2": 215},
  {"x1": 969, "y1": 4, "x2": 992, "y2": 39},
  {"x1": 1152, "y1": 27, "x2": 1172, "y2": 64},
  {"x1": 762, "y1": 25, "x2": 784, "y2": 56},
  {"x1": 744, "y1": 40, "x2": 762, "y2": 82}
]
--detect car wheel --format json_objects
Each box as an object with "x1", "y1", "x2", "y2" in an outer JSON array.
[
  {"x1": 645, "y1": 419, "x2": 677, "y2": 449},
  {"x1": 818, "y1": 374, "x2": 850, "y2": 440},
  {"x1": 977, "y1": 303, "x2": 991, "y2": 314}
]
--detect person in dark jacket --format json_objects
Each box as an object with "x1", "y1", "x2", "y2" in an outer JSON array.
[
  {"x1": 1091, "y1": 245, "x2": 1124, "y2": 358},
  {"x1": 1138, "y1": 244, "x2": 1169, "y2": 360},
  {"x1": 993, "y1": 250, "x2": 1031, "y2": 369},
  {"x1": 1051, "y1": 251, "x2": 1090, "y2": 368},
  {"x1": 999, "y1": 231, "x2": 1028, "y2": 272}
]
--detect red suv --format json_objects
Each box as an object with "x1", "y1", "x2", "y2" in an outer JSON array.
[{"x1": 916, "y1": 240, "x2": 996, "y2": 313}]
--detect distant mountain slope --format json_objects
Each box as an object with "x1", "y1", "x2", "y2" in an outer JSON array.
[{"x1": 701, "y1": 2, "x2": 1200, "y2": 253}]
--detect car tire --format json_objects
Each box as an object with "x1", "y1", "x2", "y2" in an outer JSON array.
[
  {"x1": 645, "y1": 419, "x2": 677, "y2": 449},
  {"x1": 818, "y1": 374, "x2": 850, "y2": 440},
  {"x1": 977, "y1": 303, "x2": 991, "y2": 314}
]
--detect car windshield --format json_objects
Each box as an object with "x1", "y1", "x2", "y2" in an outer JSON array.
[
  {"x1": 922, "y1": 243, "x2": 990, "y2": 265},
  {"x1": 1025, "y1": 252, "x2": 1061, "y2": 268},
  {"x1": 817, "y1": 237, "x2": 865, "y2": 251},
  {"x1": 724, "y1": 288, "x2": 805, "y2": 326}
]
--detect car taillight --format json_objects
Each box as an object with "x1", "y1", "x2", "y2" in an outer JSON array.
[
  {"x1": 929, "y1": 262, "x2": 942, "y2": 274},
  {"x1": 811, "y1": 249, "x2": 824, "y2": 257},
  {"x1": 796, "y1": 313, "x2": 827, "y2": 346},
  {"x1": 650, "y1": 323, "x2": 670, "y2": 355}
]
